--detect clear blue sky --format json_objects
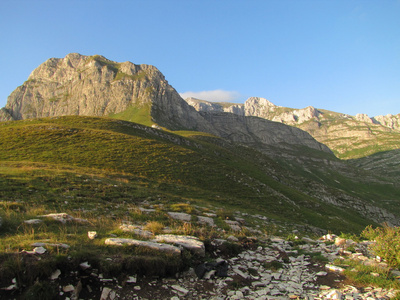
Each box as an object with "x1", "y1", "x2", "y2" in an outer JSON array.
[{"x1": 1, "y1": 0, "x2": 399, "y2": 117}]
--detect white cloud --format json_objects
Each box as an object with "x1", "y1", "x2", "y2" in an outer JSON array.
[{"x1": 179, "y1": 89, "x2": 242, "y2": 102}]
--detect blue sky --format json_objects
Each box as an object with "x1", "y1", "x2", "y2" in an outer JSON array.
[{"x1": 1, "y1": 0, "x2": 399, "y2": 117}]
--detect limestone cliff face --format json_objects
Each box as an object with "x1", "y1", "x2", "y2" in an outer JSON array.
[
  {"x1": 372, "y1": 114, "x2": 400, "y2": 130},
  {"x1": 185, "y1": 98, "x2": 245, "y2": 115},
  {"x1": 186, "y1": 96, "x2": 400, "y2": 159},
  {"x1": 199, "y1": 112, "x2": 331, "y2": 153},
  {"x1": 3, "y1": 54, "x2": 220, "y2": 133},
  {"x1": 1, "y1": 53, "x2": 331, "y2": 154}
]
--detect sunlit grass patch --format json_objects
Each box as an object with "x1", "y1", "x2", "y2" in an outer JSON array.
[{"x1": 335, "y1": 258, "x2": 400, "y2": 290}]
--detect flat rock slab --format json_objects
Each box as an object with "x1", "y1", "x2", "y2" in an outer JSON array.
[
  {"x1": 153, "y1": 234, "x2": 205, "y2": 256},
  {"x1": 32, "y1": 242, "x2": 70, "y2": 249},
  {"x1": 38, "y1": 213, "x2": 88, "y2": 224},
  {"x1": 138, "y1": 207, "x2": 156, "y2": 213},
  {"x1": 24, "y1": 219, "x2": 43, "y2": 225},
  {"x1": 104, "y1": 238, "x2": 181, "y2": 255},
  {"x1": 225, "y1": 220, "x2": 241, "y2": 231},
  {"x1": 197, "y1": 216, "x2": 215, "y2": 226},
  {"x1": 120, "y1": 224, "x2": 153, "y2": 238},
  {"x1": 167, "y1": 212, "x2": 191, "y2": 222}
]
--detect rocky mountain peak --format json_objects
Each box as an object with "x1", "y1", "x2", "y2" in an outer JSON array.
[
  {"x1": 355, "y1": 113, "x2": 373, "y2": 123},
  {"x1": 244, "y1": 97, "x2": 277, "y2": 118},
  {"x1": 372, "y1": 114, "x2": 400, "y2": 130},
  {"x1": 1, "y1": 53, "x2": 212, "y2": 132},
  {"x1": 0, "y1": 53, "x2": 333, "y2": 154}
]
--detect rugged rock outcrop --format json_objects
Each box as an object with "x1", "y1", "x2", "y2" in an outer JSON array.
[
  {"x1": 199, "y1": 112, "x2": 331, "y2": 153},
  {"x1": 187, "y1": 96, "x2": 321, "y2": 126},
  {"x1": 185, "y1": 97, "x2": 245, "y2": 115},
  {"x1": 373, "y1": 113, "x2": 400, "y2": 130},
  {"x1": 2, "y1": 53, "x2": 215, "y2": 133},
  {"x1": 185, "y1": 96, "x2": 400, "y2": 159},
  {"x1": 0, "y1": 53, "x2": 331, "y2": 154}
]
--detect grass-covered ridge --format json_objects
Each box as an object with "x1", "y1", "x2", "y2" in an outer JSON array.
[
  {"x1": 1, "y1": 115, "x2": 400, "y2": 298},
  {"x1": 0, "y1": 115, "x2": 381, "y2": 233}
]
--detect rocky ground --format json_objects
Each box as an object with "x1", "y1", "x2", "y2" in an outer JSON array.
[
  {"x1": 99, "y1": 236, "x2": 399, "y2": 300},
  {"x1": 3, "y1": 234, "x2": 399, "y2": 300},
  {"x1": 1, "y1": 210, "x2": 400, "y2": 299}
]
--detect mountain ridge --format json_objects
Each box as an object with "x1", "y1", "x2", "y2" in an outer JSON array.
[
  {"x1": 184, "y1": 96, "x2": 400, "y2": 128},
  {"x1": 0, "y1": 53, "x2": 331, "y2": 155},
  {"x1": 0, "y1": 53, "x2": 399, "y2": 233},
  {"x1": 185, "y1": 97, "x2": 400, "y2": 159}
]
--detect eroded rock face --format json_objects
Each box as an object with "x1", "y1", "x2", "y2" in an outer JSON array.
[
  {"x1": 185, "y1": 97, "x2": 245, "y2": 115},
  {"x1": 2, "y1": 53, "x2": 215, "y2": 133},
  {"x1": 185, "y1": 96, "x2": 400, "y2": 159},
  {"x1": 1, "y1": 53, "x2": 331, "y2": 154},
  {"x1": 373, "y1": 113, "x2": 400, "y2": 130},
  {"x1": 199, "y1": 112, "x2": 332, "y2": 153}
]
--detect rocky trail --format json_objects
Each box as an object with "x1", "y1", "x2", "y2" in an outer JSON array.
[
  {"x1": 1, "y1": 210, "x2": 400, "y2": 300},
  {"x1": 3, "y1": 232, "x2": 399, "y2": 300},
  {"x1": 97, "y1": 235, "x2": 399, "y2": 300}
]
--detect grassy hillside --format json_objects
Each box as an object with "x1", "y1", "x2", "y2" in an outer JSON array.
[
  {"x1": 1, "y1": 115, "x2": 400, "y2": 298},
  {"x1": 0, "y1": 115, "x2": 391, "y2": 233},
  {"x1": 296, "y1": 112, "x2": 400, "y2": 160}
]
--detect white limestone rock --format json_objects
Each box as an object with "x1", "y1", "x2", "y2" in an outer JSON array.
[
  {"x1": 167, "y1": 212, "x2": 191, "y2": 222},
  {"x1": 171, "y1": 285, "x2": 189, "y2": 296},
  {"x1": 119, "y1": 224, "x2": 153, "y2": 238},
  {"x1": 355, "y1": 113, "x2": 373, "y2": 123},
  {"x1": 138, "y1": 207, "x2": 156, "y2": 213},
  {"x1": 100, "y1": 287, "x2": 113, "y2": 300},
  {"x1": 104, "y1": 238, "x2": 181, "y2": 255},
  {"x1": 325, "y1": 264, "x2": 345, "y2": 272},
  {"x1": 63, "y1": 285, "x2": 75, "y2": 293},
  {"x1": 38, "y1": 213, "x2": 88, "y2": 224},
  {"x1": 32, "y1": 242, "x2": 70, "y2": 249},
  {"x1": 33, "y1": 246, "x2": 47, "y2": 254},
  {"x1": 153, "y1": 234, "x2": 205, "y2": 256},
  {"x1": 24, "y1": 219, "x2": 43, "y2": 225},
  {"x1": 50, "y1": 269, "x2": 61, "y2": 280},
  {"x1": 87, "y1": 231, "x2": 97, "y2": 240},
  {"x1": 197, "y1": 215, "x2": 215, "y2": 226}
]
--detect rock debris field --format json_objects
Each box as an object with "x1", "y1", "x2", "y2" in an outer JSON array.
[
  {"x1": 2, "y1": 212, "x2": 400, "y2": 299},
  {"x1": 102, "y1": 236, "x2": 399, "y2": 300}
]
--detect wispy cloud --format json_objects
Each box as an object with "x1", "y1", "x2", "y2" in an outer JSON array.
[{"x1": 179, "y1": 90, "x2": 242, "y2": 102}]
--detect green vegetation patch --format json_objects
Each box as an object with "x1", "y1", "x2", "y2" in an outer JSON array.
[{"x1": 109, "y1": 104, "x2": 153, "y2": 127}]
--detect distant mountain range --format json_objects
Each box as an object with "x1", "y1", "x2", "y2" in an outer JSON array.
[
  {"x1": 1, "y1": 53, "x2": 400, "y2": 231},
  {"x1": 185, "y1": 97, "x2": 400, "y2": 159},
  {"x1": 1, "y1": 53, "x2": 399, "y2": 160}
]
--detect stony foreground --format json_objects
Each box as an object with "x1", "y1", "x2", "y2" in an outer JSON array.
[
  {"x1": 3, "y1": 234, "x2": 397, "y2": 300},
  {"x1": 2, "y1": 212, "x2": 400, "y2": 299},
  {"x1": 108, "y1": 236, "x2": 398, "y2": 300}
]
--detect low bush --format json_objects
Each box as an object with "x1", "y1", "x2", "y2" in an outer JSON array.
[
  {"x1": 361, "y1": 224, "x2": 400, "y2": 268},
  {"x1": 144, "y1": 221, "x2": 164, "y2": 235}
]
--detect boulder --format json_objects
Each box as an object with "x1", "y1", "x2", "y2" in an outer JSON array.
[
  {"x1": 225, "y1": 220, "x2": 241, "y2": 231},
  {"x1": 88, "y1": 231, "x2": 98, "y2": 240},
  {"x1": 119, "y1": 224, "x2": 153, "y2": 238},
  {"x1": 197, "y1": 216, "x2": 215, "y2": 226},
  {"x1": 167, "y1": 212, "x2": 191, "y2": 222},
  {"x1": 38, "y1": 213, "x2": 88, "y2": 224},
  {"x1": 104, "y1": 238, "x2": 181, "y2": 255},
  {"x1": 153, "y1": 234, "x2": 205, "y2": 256},
  {"x1": 24, "y1": 219, "x2": 43, "y2": 225}
]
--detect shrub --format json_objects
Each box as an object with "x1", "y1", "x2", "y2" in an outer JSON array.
[
  {"x1": 144, "y1": 221, "x2": 164, "y2": 235},
  {"x1": 170, "y1": 203, "x2": 193, "y2": 214},
  {"x1": 361, "y1": 224, "x2": 400, "y2": 268}
]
